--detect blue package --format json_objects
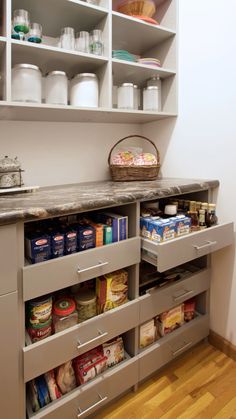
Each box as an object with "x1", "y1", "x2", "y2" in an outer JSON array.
[
  {"x1": 64, "y1": 228, "x2": 77, "y2": 254},
  {"x1": 77, "y1": 224, "x2": 95, "y2": 251},
  {"x1": 25, "y1": 233, "x2": 51, "y2": 264},
  {"x1": 51, "y1": 231, "x2": 65, "y2": 258}
]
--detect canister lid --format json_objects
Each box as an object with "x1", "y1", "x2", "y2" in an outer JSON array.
[
  {"x1": 47, "y1": 71, "x2": 67, "y2": 76},
  {"x1": 13, "y1": 63, "x2": 40, "y2": 71},
  {"x1": 73, "y1": 73, "x2": 97, "y2": 80},
  {"x1": 121, "y1": 83, "x2": 133, "y2": 87},
  {"x1": 53, "y1": 297, "x2": 76, "y2": 316},
  {"x1": 146, "y1": 86, "x2": 159, "y2": 90},
  {"x1": 75, "y1": 290, "x2": 96, "y2": 305},
  {"x1": 164, "y1": 204, "x2": 177, "y2": 216}
]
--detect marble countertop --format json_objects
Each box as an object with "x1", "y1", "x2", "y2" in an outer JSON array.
[{"x1": 0, "y1": 178, "x2": 219, "y2": 226}]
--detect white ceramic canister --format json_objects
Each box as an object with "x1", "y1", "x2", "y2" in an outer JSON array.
[
  {"x1": 143, "y1": 86, "x2": 159, "y2": 111},
  {"x1": 133, "y1": 84, "x2": 140, "y2": 110},
  {"x1": 147, "y1": 76, "x2": 162, "y2": 110},
  {"x1": 117, "y1": 82, "x2": 134, "y2": 109},
  {"x1": 70, "y1": 73, "x2": 99, "y2": 107},
  {"x1": 45, "y1": 71, "x2": 68, "y2": 105},
  {"x1": 12, "y1": 63, "x2": 42, "y2": 103}
]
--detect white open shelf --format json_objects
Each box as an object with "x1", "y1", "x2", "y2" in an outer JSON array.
[{"x1": 0, "y1": 0, "x2": 177, "y2": 122}]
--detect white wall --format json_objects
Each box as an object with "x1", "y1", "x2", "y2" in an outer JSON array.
[
  {"x1": 0, "y1": 121, "x2": 141, "y2": 186},
  {"x1": 143, "y1": 0, "x2": 236, "y2": 344}
]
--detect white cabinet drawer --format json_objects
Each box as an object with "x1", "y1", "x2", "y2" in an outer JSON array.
[
  {"x1": 138, "y1": 314, "x2": 209, "y2": 381},
  {"x1": 23, "y1": 237, "x2": 140, "y2": 301},
  {"x1": 23, "y1": 299, "x2": 139, "y2": 382},
  {"x1": 26, "y1": 356, "x2": 138, "y2": 419},
  {"x1": 141, "y1": 222, "x2": 234, "y2": 271},
  {"x1": 139, "y1": 269, "x2": 210, "y2": 324}
]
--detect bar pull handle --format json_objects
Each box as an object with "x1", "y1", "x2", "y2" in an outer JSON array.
[
  {"x1": 172, "y1": 341, "x2": 192, "y2": 357},
  {"x1": 77, "y1": 329, "x2": 108, "y2": 350},
  {"x1": 77, "y1": 393, "x2": 108, "y2": 418},
  {"x1": 173, "y1": 290, "x2": 194, "y2": 302},
  {"x1": 77, "y1": 261, "x2": 108, "y2": 274},
  {"x1": 193, "y1": 240, "x2": 217, "y2": 251}
]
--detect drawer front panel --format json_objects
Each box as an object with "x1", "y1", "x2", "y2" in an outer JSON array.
[
  {"x1": 0, "y1": 224, "x2": 18, "y2": 295},
  {"x1": 24, "y1": 299, "x2": 139, "y2": 382},
  {"x1": 23, "y1": 237, "x2": 140, "y2": 301},
  {"x1": 139, "y1": 269, "x2": 210, "y2": 323},
  {"x1": 139, "y1": 315, "x2": 209, "y2": 381},
  {"x1": 106, "y1": 357, "x2": 139, "y2": 400},
  {"x1": 27, "y1": 377, "x2": 108, "y2": 419},
  {"x1": 141, "y1": 222, "x2": 234, "y2": 271}
]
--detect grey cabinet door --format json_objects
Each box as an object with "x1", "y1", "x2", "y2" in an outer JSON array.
[
  {"x1": 0, "y1": 292, "x2": 20, "y2": 419},
  {"x1": 0, "y1": 224, "x2": 18, "y2": 295}
]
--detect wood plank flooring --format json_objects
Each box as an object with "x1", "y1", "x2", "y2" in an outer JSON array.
[{"x1": 96, "y1": 342, "x2": 236, "y2": 419}]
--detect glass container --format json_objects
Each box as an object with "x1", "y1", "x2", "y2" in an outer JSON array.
[
  {"x1": 53, "y1": 297, "x2": 78, "y2": 333},
  {"x1": 70, "y1": 73, "x2": 99, "y2": 107},
  {"x1": 12, "y1": 64, "x2": 42, "y2": 103},
  {"x1": 75, "y1": 290, "x2": 97, "y2": 323},
  {"x1": 147, "y1": 75, "x2": 162, "y2": 110},
  {"x1": 133, "y1": 84, "x2": 140, "y2": 110},
  {"x1": 45, "y1": 71, "x2": 68, "y2": 105},
  {"x1": 143, "y1": 86, "x2": 159, "y2": 111},
  {"x1": 90, "y1": 29, "x2": 103, "y2": 55},
  {"x1": 117, "y1": 83, "x2": 134, "y2": 109},
  {"x1": 60, "y1": 27, "x2": 75, "y2": 50},
  {"x1": 75, "y1": 31, "x2": 90, "y2": 53},
  {"x1": 13, "y1": 9, "x2": 30, "y2": 40},
  {"x1": 27, "y1": 23, "x2": 42, "y2": 43}
]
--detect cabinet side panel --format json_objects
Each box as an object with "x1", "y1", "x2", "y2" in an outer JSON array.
[{"x1": 0, "y1": 223, "x2": 18, "y2": 295}]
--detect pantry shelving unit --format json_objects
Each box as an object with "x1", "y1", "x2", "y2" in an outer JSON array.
[
  {"x1": 0, "y1": 184, "x2": 234, "y2": 419},
  {"x1": 0, "y1": 0, "x2": 177, "y2": 122}
]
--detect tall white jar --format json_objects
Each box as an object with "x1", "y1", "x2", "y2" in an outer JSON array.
[
  {"x1": 45, "y1": 71, "x2": 68, "y2": 105},
  {"x1": 70, "y1": 73, "x2": 99, "y2": 107},
  {"x1": 12, "y1": 64, "x2": 42, "y2": 103},
  {"x1": 117, "y1": 83, "x2": 134, "y2": 109}
]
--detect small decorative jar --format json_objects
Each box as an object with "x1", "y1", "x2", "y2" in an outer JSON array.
[
  {"x1": 45, "y1": 71, "x2": 68, "y2": 105},
  {"x1": 0, "y1": 155, "x2": 24, "y2": 188},
  {"x1": 117, "y1": 83, "x2": 134, "y2": 109},
  {"x1": 74, "y1": 290, "x2": 97, "y2": 323},
  {"x1": 70, "y1": 73, "x2": 99, "y2": 107},
  {"x1": 12, "y1": 63, "x2": 42, "y2": 103},
  {"x1": 53, "y1": 297, "x2": 78, "y2": 333}
]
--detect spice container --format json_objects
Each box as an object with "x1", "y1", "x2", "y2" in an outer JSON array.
[
  {"x1": 53, "y1": 297, "x2": 78, "y2": 333},
  {"x1": 75, "y1": 290, "x2": 97, "y2": 323},
  {"x1": 12, "y1": 64, "x2": 42, "y2": 103},
  {"x1": 45, "y1": 71, "x2": 68, "y2": 105},
  {"x1": 70, "y1": 73, "x2": 99, "y2": 107},
  {"x1": 117, "y1": 83, "x2": 134, "y2": 109},
  {"x1": 143, "y1": 86, "x2": 159, "y2": 111}
]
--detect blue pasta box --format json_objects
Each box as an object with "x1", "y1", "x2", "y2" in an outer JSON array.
[
  {"x1": 25, "y1": 233, "x2": 51, "y2": 264},
  {"x1": 64, "y1": 228, "x2": 78, "y2": 254},
  {"x1": 51, "y1": 231, "x2": 65, "y2": 258},
  {"x1": 175, "y1": 215, "x2": 192, "y2": 236},
  {"x1": 77, "y1": 224, "x2": 95, "y2": 251}
]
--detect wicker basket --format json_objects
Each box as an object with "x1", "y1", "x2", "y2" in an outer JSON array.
[{"x1": 108, "y1": 135, "x2": 160, "y2": 181}]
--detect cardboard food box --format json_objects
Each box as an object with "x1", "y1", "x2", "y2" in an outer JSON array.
[{"x1": 96, "y1": 269, "x2": 128, "y2": 313}]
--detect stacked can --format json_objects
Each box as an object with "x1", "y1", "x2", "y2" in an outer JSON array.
[{"x1": 27, "y1": 295, "x2": 53, "y2": 343}]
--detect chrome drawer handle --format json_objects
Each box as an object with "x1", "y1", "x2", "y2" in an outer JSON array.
[
  {"x1": 77, "y1": 330, "x2": 108, "y2": 350},
  {"x1": 193, "y1": 240, "x2": 217, "y2": 251},
  {"x1": 77, "y1": 393, "x2": 108, "y2": 418},
  {"x1": 172, "y1": 341, "x2": 192, "y2": 356},
  {"x1": 77, "y1": 261, "x2": 108, "y2": 274},
  {"x1": 173, "y1": 290, "x2": 193, "y2": 301}
]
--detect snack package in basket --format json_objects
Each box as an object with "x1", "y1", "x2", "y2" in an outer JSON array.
[{"x1": 96, "y1": 269, "x2": 128, "y2": 313}]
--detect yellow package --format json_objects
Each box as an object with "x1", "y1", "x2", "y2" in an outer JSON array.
[{"x1": 96, "y1": 269, "x2": 128, "y2": 313}]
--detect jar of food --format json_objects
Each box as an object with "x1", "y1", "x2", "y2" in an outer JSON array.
[
  {"x1": 53, "y1": 297, "x2": 78, "y2": 333},
  {"x1": 12, "y1": 64, "x2": 42, "y2": 103},
  {"x1": 70, "y1": 73, "x2": 99, "y2": 107},
  {"x1": 45, "y1": 71, "x2": 68, "y2": 105},
  {"x1": 143, "y1": 86, "x2": 159, "y2": 111},
  {"x1": 117, "y1": 83, "x2": 134, "y2": 109},
  {"x1": 75, "y1": 290, "x2": 97, "y2": 323}
]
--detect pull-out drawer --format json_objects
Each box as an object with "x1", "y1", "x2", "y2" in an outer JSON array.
[
  {"x1": 139, "y1": 269, "x2": 210, "y2": 324},
  {"x1": 138, "y1": 314, "x2": 209, "y2": 382},
  {"x1": 24, "y1": 299, "x2": 139, "y2": 382},
  {"x1": 141, "y1": 222, "x2": 234, "y2": 271},
  {"x1": 26, "y1": 355, "x2": 138, "y2": 419},
  {"x1": 23, "y1": 237, "x2": 140, "y2": 301}
]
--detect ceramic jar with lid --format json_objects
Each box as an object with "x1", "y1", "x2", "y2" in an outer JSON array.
[
  {"x1": 117, "y1": 83, "x2": 134, "y2": 109},
  {"x1": 12, "y1": 63, "x2": 42, "y2": 103},
  {"x1": 143, "y1": 86, "x2": 159, "y2": 111},
  {"x1": 45, "y1": 71, "x2": 68, "y2": 105},
  {"x1": 70, "y1": 73, "x2": 99, "y2": 107},
  {"x1": 0, "y1": 155, "x2": 22, "y2": 188}
]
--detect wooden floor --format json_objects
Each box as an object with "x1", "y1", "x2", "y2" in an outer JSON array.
[{"x1": 96, "y1": 342, "x2": 236, "y2": 419}]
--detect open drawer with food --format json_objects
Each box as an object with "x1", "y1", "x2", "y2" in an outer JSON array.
[{"x1": 26, "y1": 331, "x2": 138, "y2": 419}]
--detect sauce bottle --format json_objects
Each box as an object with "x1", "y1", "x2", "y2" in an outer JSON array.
[{"x1": 206, "y1": 204, "x2": 218, "y2": 227}]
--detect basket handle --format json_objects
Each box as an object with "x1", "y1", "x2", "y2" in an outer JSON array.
[{"x1": 108, "y1": 135, "x2": 160, "y2": 165}]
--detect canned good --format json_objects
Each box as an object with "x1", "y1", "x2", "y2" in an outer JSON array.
[
  {"x1": 27, "y1": 318, "x2": 52, "y2": 343},
  {"x1": 27, "y1": 295, "x2": 53, "y2": 326}
]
